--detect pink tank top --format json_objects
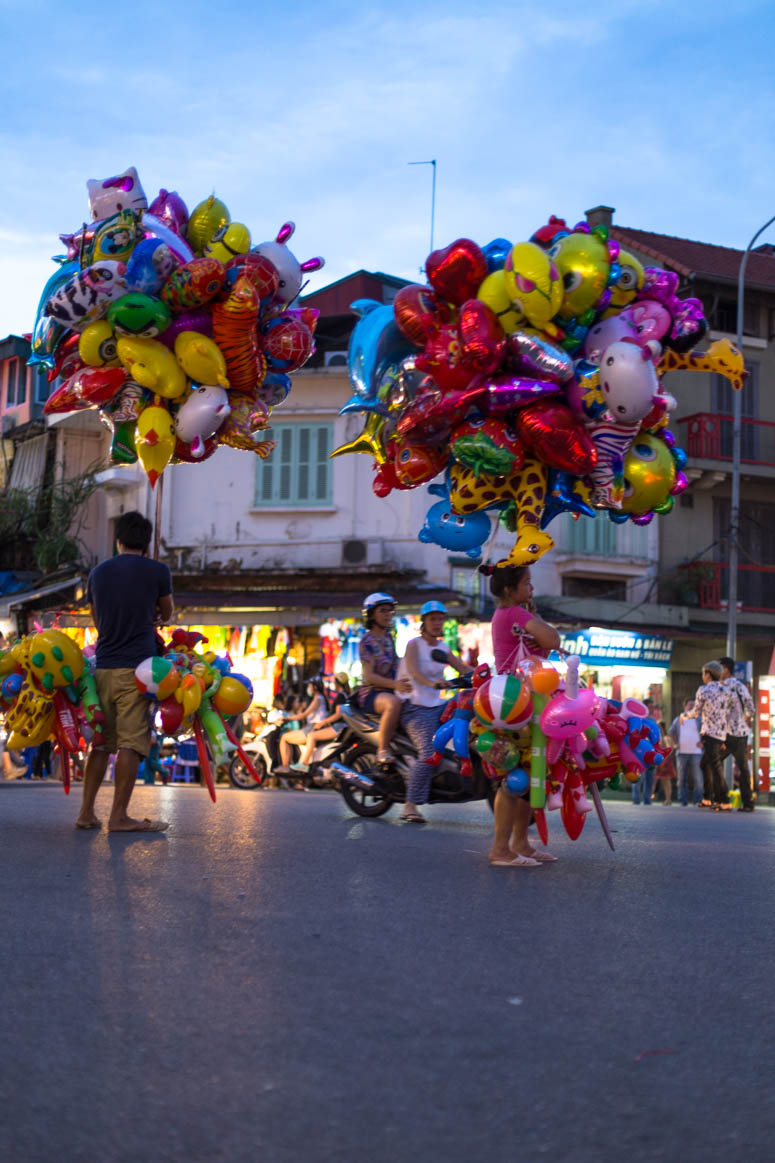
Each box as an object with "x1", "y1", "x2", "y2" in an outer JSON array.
[{"x1": 491, "y1": 605, "x2": 549, "y2": 673}]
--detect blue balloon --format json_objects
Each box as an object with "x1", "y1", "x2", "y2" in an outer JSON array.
[
  {"x1": 125, "y1": 238, "x2": 176, "y2": 294},
  {"x1": 418, "y1": 482, "x2": 491, "y2": 558},
  {"x1": 28, "y1": 260, "x2": 80, "y2": 368},
  {"x1": 540, "y1": 471, "x2": 595, "y2": 530},
  {"x1": 341, "y1": 300, "x2": 417, "y2": 416},
  {"x1": 1, "y1": 673, "x2": 22, "y2": 699},
  {"x1": 673, "y1": 447, "x2": 687, "y2": 470},
  {"x1": 482, "y1": 237, "x2": 512, "y2": 272},
  {"x1": 506, "y1": 767, "x2": 529, "y2": 795}
]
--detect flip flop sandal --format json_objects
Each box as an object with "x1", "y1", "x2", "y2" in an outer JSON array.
[
  {"x1": 400, "y1": 812, "x2": 427, "y2": 823},
  {"x1": 526, "y1": 850, "x2": 558, "y2": 862},
  {"x1": 490, "y1": 853, "x2": 541, "y2": 868}
]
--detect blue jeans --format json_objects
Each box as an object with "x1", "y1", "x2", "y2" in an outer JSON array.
[
  {"x1": 632, "y1": 765, "x2": 655, "y2": 804},
  {"x1": 401, "y1": 703, "x2": 443, "y2": 805},
  {"x1": 677, "y1": 753, "x2": 703, "y2": 804}
]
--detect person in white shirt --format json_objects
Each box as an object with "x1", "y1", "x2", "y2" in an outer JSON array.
[
  {"x1": 719, "y1": 656, "x2": 755, "y2": 812},
  {"x1": 396, "y1": 602, "x2": 471, "y2": 824},
  {"x1": 669, "y1": 699, "x2": 704, "y2": 805}
]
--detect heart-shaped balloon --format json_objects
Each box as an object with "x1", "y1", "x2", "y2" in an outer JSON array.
[
  {"x1": 561, "y1": 786, "x2": 586, "y2": 840},
  {"x1": 393, "y1": 284, "x2": 451, "y2": 346},
  {"x1": 458, "y1": 300, "x2": 506, "y2": 375},
  {"x1": 515, "y1": 401, "x2": 597, "y2": 475},
  {"x1": 426, "y1": 239, "x2": 488, "y2": 306}
]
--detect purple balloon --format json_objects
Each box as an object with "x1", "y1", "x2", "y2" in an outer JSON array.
[
  {"x1": 148, "y1": 189, "x2": 190, "y2": 237},
  {"x1": 660, "y1": 428, "x2": 676, "y2": 448},
  {"x1": 631, "y1": 512, "x2": 654, "y2": 526},
  {"x1": 158, "y1": 309, "x2": 213, "y2": 349},
  {"x1": 670, "y1": 471, "x2": 688, "y2": 496},
  {"x1": 474, "y1": 373, "x2": 562, "y2": 417}
]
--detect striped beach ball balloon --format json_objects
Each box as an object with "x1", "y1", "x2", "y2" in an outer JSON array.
[{"x1": 473, "y1": 674, "x2": 532, "y2": 732}]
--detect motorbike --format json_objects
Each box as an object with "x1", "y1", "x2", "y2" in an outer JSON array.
[
  {"x1": 228, "y1": 713, "x2": 357, "y2": 791},
  {"x1": 330, "y1": 673, "x2": 497, "y2": 819}
]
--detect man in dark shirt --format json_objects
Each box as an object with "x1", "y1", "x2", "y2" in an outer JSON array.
[{"x1": 75, "y1": 511, "x2": 174, "y2": 832}]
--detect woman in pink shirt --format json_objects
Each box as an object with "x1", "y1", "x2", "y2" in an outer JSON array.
[{"x1": 483, "y1": 564, "x2": 561, "y2": 868}]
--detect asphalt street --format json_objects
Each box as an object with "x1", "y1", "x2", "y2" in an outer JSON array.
[{"x1": 1, "y1": 782, "x2": 774, "y2": 1163}]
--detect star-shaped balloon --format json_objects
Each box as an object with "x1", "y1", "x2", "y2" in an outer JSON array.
[
  {"x1": 331, "y1": 411, "x2": 388, "y2": 464},
  {"x1": 540, "y1": 470, "x2": 596, "y2": 529}
]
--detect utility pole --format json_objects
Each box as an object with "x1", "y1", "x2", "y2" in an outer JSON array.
[{"x1": 408, "y1": 159, "x2": 437, "y2": 258}]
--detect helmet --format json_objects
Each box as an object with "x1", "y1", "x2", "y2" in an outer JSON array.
[
  {"x1": 419, "y1": 600, "x2": 447, "y2": 618},
  {"x1": 362, "y1": 592, "x2": 396, "y2": 624}
]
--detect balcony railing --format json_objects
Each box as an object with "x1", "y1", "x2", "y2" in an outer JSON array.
[
  {"x1": 678, "y1": 561, "x2": 775, "y2": 613},
  {"x1": 677, "y1": 412, "x2": 775, "y2": 466}
]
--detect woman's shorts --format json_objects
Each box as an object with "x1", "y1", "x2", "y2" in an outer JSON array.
[{"x1": 355, "y1": 689, "x2": 380, "y2": 714}]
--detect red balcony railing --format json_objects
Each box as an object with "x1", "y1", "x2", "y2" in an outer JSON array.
[
  {"x1": 677, "y1": 413, "x2": 775, "y2": 466},
  {"x1": 679, "y1": 561, "x2": 775, "y2": 612}
]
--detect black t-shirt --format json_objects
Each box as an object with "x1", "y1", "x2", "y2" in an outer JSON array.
[{"x1": 87, "y1": 554, "x2": 172, "y2": 669}]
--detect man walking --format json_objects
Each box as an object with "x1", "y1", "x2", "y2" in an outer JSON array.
[
  {"x1": 692, "y1": 661, "x2": 731, "y2": 811},
  {"x1": 719, "y1": 656, "x2": 755, "y2": 812},
  {"x1": 75, "y1": 511, "x2": 173, "y2": 832}
]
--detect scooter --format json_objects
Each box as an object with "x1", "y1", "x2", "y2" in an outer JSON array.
[
  {"x1": 330, "y1": 675, "x2": 497, "y2": 819},
  {"x1": 228, "y1": 715, "x2": 356, "y2": 791}
]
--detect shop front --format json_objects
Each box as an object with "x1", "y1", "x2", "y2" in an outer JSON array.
[{"x1": 557, "y1": 627, "x2": 674, "y2": 720}]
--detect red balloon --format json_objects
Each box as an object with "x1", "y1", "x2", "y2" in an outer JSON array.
[
  {"x1": 224, "y1": 252, "x2": 279, "y2": 302},
  {"x1": 260, "y1": 316, "x2": 314, "y2": 371},
  {"x1": 393, "y1": 284, "x2": 451, "y2": 346},
  {"x1": 47, "y1": 333, "x2": 81, "y2": 383},
  {"x1": 416, "y1": 323, "x2": 477, "y2": 392},
  {"x1": 533, "y1": 808, "x2": 549, "y2": 847},
  {"x1": 172, "y1": 435, "x2": 219, "y2": 464},
  {"x1": 159, "y1": 695, "x2": 184, "y2": 735},
  {"x1": 458, "y1": 299, "x2": 505, "y2": 375},
  {"x1": 391, "y1": 438, "x2": 447, "y2": 488},
  {"x1": 44, "y1": 366, "x2": 128, "y2": 414},
  {"x1": 425, "y1": 239, "x2": 488, "y2": 306},
  {"x1": 515, "y1": 401, "x2": 598, "y2": 474},
  {"x1": 561, "y1": 786, "x2": 586, "y2": 840}
]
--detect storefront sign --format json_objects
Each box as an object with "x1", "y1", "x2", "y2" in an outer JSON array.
[
  {"x1": 758, "y1": 688, "x2": 770, "y2": 794},
  {"x1": 557, "y1": 628, "x2": 673, "y2": 668}
]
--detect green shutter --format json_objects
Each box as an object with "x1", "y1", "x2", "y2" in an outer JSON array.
[{"x1": 254, "y1": 422, "x2": 332, "y2": 507}]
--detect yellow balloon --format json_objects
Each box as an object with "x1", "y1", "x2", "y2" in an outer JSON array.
[
  {"x1": 188, "y1": 196, "x2": 231, "y2": 255},
  {"x1": 620, "y1": 434, "x2": 676, "y2": 515},
  {"x1": 607, "y1": 249, "x2": 644, "y2": 311},
  {"x1": 136, "y1": 402, "x2": 175, "y2": 487},
  {"x1": 117, "y1": 336, "x2": 187, "y2": 399},
  {"x1": 548, "y1": 232, "x2": 610, "y2": 321},
  {"x1": 174, "y1": 332, "x2": 229, "y2": 388},
  {"x1": 204, "y1": 222, "x2": 251, "y2": 265},
  {"x1": 79, "y1": 320, "x2": 119, "y2": 367},
  {"x1": 477, "y1": 269, "x2": 524, "y2": 334},
  {"x1": 503, "y1": 243, "x2": 563, "y2": 332},
  {"x1": 29, "y1": 629, "x2": 84, "y2": 692}
]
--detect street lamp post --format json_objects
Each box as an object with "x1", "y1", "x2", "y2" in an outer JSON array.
[{"x1": 726, "y1": 214, "x2": 775, "y2": 659}]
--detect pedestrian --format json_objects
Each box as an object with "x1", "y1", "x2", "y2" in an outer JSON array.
[
  {"x1": 75, "y1": 510, "x2": 173, "y2": 832},
  {"x1": 352, "y1": 593, "x2": 412, "y2": 769},
  {"x1": 483, "y1": 564, "x2": 561, "y2": 867},
  {"x1": 395, "y1": 601, "x2": 472, "y2": 824},
  {"x1": 669, "y1": 699, "x2": 704, "y2": 805},
  {"x1": 719, "y1": 656, "x2": 755, "y2": 812},
  {"x1": 692, "y1": 660, "x2": 731, "y2": 812}
]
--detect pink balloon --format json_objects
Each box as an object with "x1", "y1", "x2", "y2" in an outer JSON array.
[{"x1": 148, "y1": 189, "x2": 189, "y2": 237}]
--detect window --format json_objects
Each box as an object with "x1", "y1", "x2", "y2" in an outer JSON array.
[
  {"x1": 561, "y1": 576, "x2": 626, "y2": 601},
  {"x1": 35, "y1": 369, "x2": 51, "y2": 405},
  {"x1": 712, "y1": 362, "x2": 759, "y2": 460},
  {"x1": 5, "y1": 359, "x2": 19, "y2": 406},
  {"x1": 256, "y1": 422, "x2": 333, "y2": 507}
]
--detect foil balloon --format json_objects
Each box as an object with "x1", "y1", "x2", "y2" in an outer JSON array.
[
  {"x1": 450, "y1": 415, "x2": 523, "y2": 476},
  {"x1": 107, "y1": 293, "x2": 171, "y2": 338},
  {"x1": 418, "y1": 482, "x2": 491, "y2": 558},
  {"x1": 157, "y1": 309, "x2": 213, "y2": 349},
  {"x1": 141, "y1": 213, "x2": 193, "y2": 264},
  {"x1": 548, "y1": 228, "x2": 611, "y2": 322},
  {"x1": 502, "y1": 242, "x2": 563, "y2": 333},
  {"x1": 186, "y1": 195, "x2": 231, "y2": 255},
  {"x1": 218, "y1": 393, "x2": 272, "y2": 453},
  {"x1": 425, "y1": 238, "x2": 489, "y2": 306},
  {"x1": 44, "y1": 366, "x2": 128, "y2": 413},
  {"x1": 619, "y1": 434, "x2": 677, "y2": 515},
  {"x1": 29, "y1": 261, "x2": 79, "y2": 367},
  {"x1": 116, "y1": 336, "x2": 187, "y2": 399},
  {"x1": 211, "y1": 276, "x2": 262, "y2": 393},
  {"x1": 160, "y1": 257, "x2": 226, "y2": 313},
  {"x1": 125, "y1": 238, "x2": 180, "y2": 295},
  {"x1": 148, "y1": 189, "x2": 189, "y2": 237},
  {"x1": 174, "y1": 332, "x2": 229, "y2": 388},
  {"x1": 507, "y1": 331, "x2": 574, "y2": 383},
  {"x1": 342, "y1": 300, "x2": 417, "y2": 415},
  {"x1": 515, "y1": 401, "x2": 597, "y2": 475},
  {"x1": 44, "y1": 261, "x2": 127, "y2": 330},
  {"x1": 87, "y1": 167, "x2": 147, "y2": 221},
  {"x1": 205, "y1": 222, "x2": 252, "y2": 265},
  {"x1": 260, "y1": 314, "x2": 314, "y2": 371},
  {"x1": 224, "y1": 252, "x2": 279, "y2": 302},
  {"x1": 477, "y1": 269, "x2": 525, "y2": 334},
  {"x1": 78, "y1": 320, "x2": 119, "y2": 367},
  {"x1": 393, "y1": 284, "x2": 453, "y2": 346},
  {"x1": 173, "y1": 386, "x2": 230, "y2": 457},
  {"x1": 458, "y1": 299, "x2": 506, "y2": 375},
  {"x1": 482, "y1": 237, "x2": 512, "y2": 272},
  {"x1": 252, "y1": 221, "x2": 324, "y2": 304},
  {"x1": 135, "y1": 401, "x2": 175, "y2": 487}
]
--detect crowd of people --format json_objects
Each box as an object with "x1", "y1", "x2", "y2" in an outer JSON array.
[{"x1": 1, "y1": 509, "x2": 761, "y2": 854}]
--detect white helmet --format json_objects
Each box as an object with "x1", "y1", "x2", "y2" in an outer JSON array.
[{"x1": 362, "y1": 592, "x2": 396, "y2": 624}]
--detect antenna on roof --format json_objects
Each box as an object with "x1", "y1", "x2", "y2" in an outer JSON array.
[{"x1": 409, "y1": 159, "x2": 437, "y2": 270}]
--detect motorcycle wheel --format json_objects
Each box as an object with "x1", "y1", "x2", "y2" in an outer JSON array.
[
  {"x1": 228, "y1": 753, "x2": 267, "y2": 790},
  {"x1": 338, "y1": 745, "x2": 394, "y2": 818}
]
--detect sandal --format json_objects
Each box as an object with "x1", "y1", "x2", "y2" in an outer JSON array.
[
  {"x1": 490, "y1": 853, "x2": 541, "y2": 868},
  {"x1": 400, "y1": 810, "x2": 427, "y2": 824}
]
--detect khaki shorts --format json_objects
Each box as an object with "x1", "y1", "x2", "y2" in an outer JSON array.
[{"x1": 94, "y1": 668, "x2": 152, "y2": 757}]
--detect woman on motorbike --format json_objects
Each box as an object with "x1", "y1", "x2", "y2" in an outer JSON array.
[
  {"x1": 276, "y1": 680, "x2": 329, "y2": 776},
  {"x1": 353, "y1": 592, "x2": 412, "y2": 768},
  {"x1": 483, "y1": 564, "x2": 561, "y2": 868},
  {"x1": 397, "y1": 601, "x2": 472, "y2": 824},
  {"x1": 290, "y1": 672, "x2": 352, "y2": 776}
]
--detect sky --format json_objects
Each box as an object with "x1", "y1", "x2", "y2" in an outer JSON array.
[{"x1": 1, "y1": 0, "x2": 774, "y2": 337}]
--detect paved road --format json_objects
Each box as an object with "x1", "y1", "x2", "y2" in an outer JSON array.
[{"x1": 1, "y1": 783, "x2": 774, "y2": 1163}]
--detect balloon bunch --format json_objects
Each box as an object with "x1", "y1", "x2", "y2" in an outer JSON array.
[
  {"x1": 334, "y1": 219, "x2": 745, "y2": 567},
  {"x1": 0, "y1": 629, "x2": 105, "y2": 793},
  {"x1": 31, "y1": 167, "x2": 324, "y2": 486},
  {"x1": 440, "y1": 655, "x2": 672, "y2": 846},
  {"x1": 134, "y1": 629, "x2": 259, "y2": 800}
]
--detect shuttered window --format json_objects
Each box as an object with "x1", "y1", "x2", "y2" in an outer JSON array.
[{"x1": 256, "y1": 423, "x2": 333, "y2": 507}]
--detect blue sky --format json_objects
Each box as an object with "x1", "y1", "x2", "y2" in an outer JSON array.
[{"x1": 2, "y1": 0, "x2": 774, "y2": 335}]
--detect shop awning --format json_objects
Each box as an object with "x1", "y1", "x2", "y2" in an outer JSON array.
[{"x1": 0, "y1": 574, "x2": 83, "y2": 619}]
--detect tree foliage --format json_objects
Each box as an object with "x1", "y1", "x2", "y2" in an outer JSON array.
[{"x1": 0, "y1": 468, "x2": 100, "y2": 574}]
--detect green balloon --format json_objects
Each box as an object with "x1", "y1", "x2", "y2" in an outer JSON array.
[{"x1": 107, "y1": 293, "x2": 171, "y2": 337}]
